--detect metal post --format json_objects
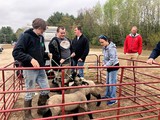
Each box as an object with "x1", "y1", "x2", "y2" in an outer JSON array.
[
  {"x1": 133, "y1": 61, "x2": 136, "y2": 102},
  {"x1": 13, "y1": 64, "x2": 16, "y2": 103},
  {"x1": 117, "y1": 68, "x2": 124, "y2": 120},
  {"x1": 61, "y1": 69, "x2": 65, "y2": 120},
  {"x1": 2, "y1": 70, "x2": 6, "y2": 119},
  {"x1": 96, "y1": 55, "x2": 99, "y2": 83}
]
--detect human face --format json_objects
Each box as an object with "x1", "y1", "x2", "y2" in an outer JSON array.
[
  {"x1": 99, "y1": 39, "x2": 109, "y2": 47},
  {"x1": 57, "y1": 28, "x2": 66, "y2": 39},
  {"x1": 74, "y1": 27, "x2": 81, "y2": 37},
  {"x1": 131, "y1": 27, "x2": 137, "y2": 35},
  {"x1": 34, "y1": 27, "x2": 46, "y2": 35}
]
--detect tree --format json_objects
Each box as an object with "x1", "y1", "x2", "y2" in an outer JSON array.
[
  {"x1": 47, "y1": 12, "x2": 75, "y2": 39},
  {"x1": 47, "y1": 12, "x2": 63, "y2": 26},
  {"x1": 15, "y1": 28, "x2": 24, "y2": 39},
  {"x1": 45, "y1": 0, "x2": 160, "y2": 47},
  {"x1": 0, "y1": 26, "x2": 17, "y2": 43}
]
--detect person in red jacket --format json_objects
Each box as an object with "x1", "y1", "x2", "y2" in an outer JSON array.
[{"x1": 124, "y1": 26, "x2": 143, "y2": 66}]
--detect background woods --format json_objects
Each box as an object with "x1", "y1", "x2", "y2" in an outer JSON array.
[{"x1": 1, "y1": 0, "x2": 160, "y2": 48}]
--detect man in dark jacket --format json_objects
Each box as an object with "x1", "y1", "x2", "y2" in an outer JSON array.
[
  {"x1": 49, "y1": 26, "x2": 74, "y2": 86},
  {"x1": 12, "y1": 18, "x2": 52, "y2": 120},
  {"x1": 71, "y1": 26, "x2": 89, "y2": 78},
  {"x1": 147, "y1": 41, "x2": 160, "y2": 64}
]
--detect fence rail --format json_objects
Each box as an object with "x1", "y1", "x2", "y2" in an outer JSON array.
[{"x1": 0, "y1": 54, "x2": 160, "y2": 120}]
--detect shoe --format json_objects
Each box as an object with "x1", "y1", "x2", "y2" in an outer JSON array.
[
  {"x1": 24, "y1": 100, "x2": 34, "y2": 120},
  {"x1": 107, "y1": 100, "x2": 117, "y2": 106},
  {"x1": 37, "y1": 94, "x2": 49, "y2": 115},
  {"x1": 80, "y1": 77, "x2": 85, "y2": 80}
]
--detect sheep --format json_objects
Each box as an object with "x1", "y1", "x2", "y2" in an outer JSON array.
[
  {"x1": 42, "y1": 91, "x2": 93, "y2": 120},
  {"x1": 70, "y1": 74, "x2": 101, "y2": 107},
  {"x1": 50, "y1": 71, "x2": 79, "y2": 91},
  {"x1": 50, "y1": 72, "x2": 101, "y2": 107},
  {"x1": 50, "y1": 77, "x2": 72, "y2": 94}
]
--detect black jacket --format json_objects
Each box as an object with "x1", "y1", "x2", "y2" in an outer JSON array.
[
  {"x1": 149, "y1": 41, "x2": 160, "y2": 59},
  {"x1": 72, "y1": 34, "x2": 89, "y2": 61},
  {"x1": 48, "y1": 37, "x2": 72, "y2": 66},
  {"x1": 12, "y1": 28, "x2": 48, "y2": 67}
]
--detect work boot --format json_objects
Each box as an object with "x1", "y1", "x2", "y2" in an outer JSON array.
[
  {"x1": 24, "y1": 99, "x2": 34, "y2": 120},
  {"x1": 37, "y1": 94, "x2": 49, "y2": 115}
]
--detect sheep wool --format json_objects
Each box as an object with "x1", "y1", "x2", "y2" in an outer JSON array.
[
  {"x1": 71, "y1": 78, "x2": 101, "y2": 107},
  {"x1": 43, "y1": 91, "x2": 93, "y2": 119}
]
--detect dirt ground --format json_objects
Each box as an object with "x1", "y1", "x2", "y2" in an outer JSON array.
[{"x1": 1, "y1": 44, "x2": 160, "y2": 120}]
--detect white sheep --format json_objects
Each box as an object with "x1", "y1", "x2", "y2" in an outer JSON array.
[
  {"x1": 42, "y1": 91, "x2": 93, "y2": 120},
  {"x1": 70, "y1": 76, "x2": 101, "y2": 107}
]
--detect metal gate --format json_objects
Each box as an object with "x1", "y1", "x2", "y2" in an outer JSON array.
[{"x1": 1, "y1": 55, "x2": 160, "y2": 120}]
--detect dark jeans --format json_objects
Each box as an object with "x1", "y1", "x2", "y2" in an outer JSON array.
[{"x1": 71, "y1": 59, "x2": 84, "y2": 77}]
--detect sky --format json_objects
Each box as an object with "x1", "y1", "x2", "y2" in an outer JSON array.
[{"x1": 0, "y1": 0, "x2": 106, "y2": 32}]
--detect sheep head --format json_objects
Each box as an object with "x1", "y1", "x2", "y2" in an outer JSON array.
[
  {"x1": 72, "y1": 77, "x2": 89, "y2": 86},
  {"x1": 53, "y1": 77, "x2": 73, "y2": 87}
]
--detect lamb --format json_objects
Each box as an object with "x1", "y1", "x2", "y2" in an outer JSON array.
[
  {"x1": 42, "y1": 91, "x2": 93, "y2": 120},
  {"x1": 70, "y1": 74, "x2": 101, "y2": 107},
  {"x1": 50, "y1": 77, "x2": 72, "y2": 94},
  {"x1": 50, "y1": 72, "x2": 101, "y2": 107}
]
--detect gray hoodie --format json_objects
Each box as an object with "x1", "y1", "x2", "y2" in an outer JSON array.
[{"x1": 102, "y1": 42, "x2": 119, "y2": 66}]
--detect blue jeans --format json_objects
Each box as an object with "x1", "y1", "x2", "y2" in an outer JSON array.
[
  {"x1": 23, "y1": 70, "x2": 50, "y2": 101},
  {"x1": 105, "y1": 70, "x2": 118, "y2": 102},
  {"x1": 72, "y1": 59, "x2": 84, "y2": 77}
]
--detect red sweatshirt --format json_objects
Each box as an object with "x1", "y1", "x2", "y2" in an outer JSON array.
[{"x1": 124, "y1": 33, "x2": 143, "y2": 55}]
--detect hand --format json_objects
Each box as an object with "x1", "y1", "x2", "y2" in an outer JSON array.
[
  {"x1": 78, "y1": 58, "x2": 83, "y2": 62},
  {"x1": 146, "y1": 58, "x2": 156, "y2": 65},
  {"x1": 31, "y1": 58, "x2": 40, "y2": 67},
  {"x1": 48, "y1": 53, "x2": 52, "y2": 59},
  {"x1": 70, "y1": 52, "x2": 75, "y2": 57},
  {"x1": 100, "y1": 65, "x2": 105, "y2": 71},
  {"x1": 102, "y1": 62, "x2": 105, "y2": 66},
  {"x1": 60, "y1": 59, "x2": 65, "y2": 64}
]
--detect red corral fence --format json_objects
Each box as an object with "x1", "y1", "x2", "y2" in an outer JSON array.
[{"x1": 0, "y1": 54, "x2": 160, "y2": 120}]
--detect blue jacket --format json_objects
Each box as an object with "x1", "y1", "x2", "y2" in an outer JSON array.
[
  {"x1": 103, "y1": 42, "x2": 119, "y2": 67},
  {"x1": 149, "y1": 42, "x2": 160, "y2": 59}
]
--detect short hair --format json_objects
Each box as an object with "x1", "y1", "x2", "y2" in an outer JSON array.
[
  {"x1": 57, "y1": 26, "x2": 65, "y2": 32},
  {"x1": 131, "y1": 26, "x2": 138, "y2": 30},
  {"x1": 32, "y1": 18, "x2": 46, "y2": 30},
  {"x1": 76, "y1": 26, "x2": 82, "y2": 33}
]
